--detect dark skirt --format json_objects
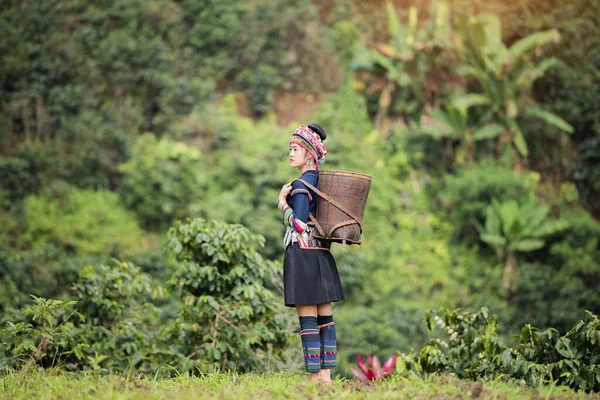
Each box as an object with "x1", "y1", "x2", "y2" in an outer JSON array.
[{"x1": 283, "y1": 243, "x2": 345, "y2": 307}]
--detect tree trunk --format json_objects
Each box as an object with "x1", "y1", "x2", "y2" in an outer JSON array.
[
  {"x1": 20, "y1": 336, "x2": 50, "y2": 374},
  {"x1": 503, "y1": 251, "x2": 517, "y2": 291},
  {"x1": 465, "y1": 130, "x2": 473, "y2": 167}
]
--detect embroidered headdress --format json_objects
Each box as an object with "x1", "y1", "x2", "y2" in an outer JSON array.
[{"x1": 290, "y1": 125, "x2": 327, "y2": 168}]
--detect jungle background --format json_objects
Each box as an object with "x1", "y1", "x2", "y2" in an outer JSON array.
[{"x1": 1, "y1": 0, "x2": 599, "y2": 386}]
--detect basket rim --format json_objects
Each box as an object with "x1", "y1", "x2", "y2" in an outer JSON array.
[{"x1": 318, "y1": 169, "x2": 372, "y2": 181}]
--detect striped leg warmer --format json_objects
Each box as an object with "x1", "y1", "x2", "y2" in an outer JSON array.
[
  {"x1": 318, "y1": 315, "x2": 336, "y2": 369},
  {"x1": 299, "y1": 316, "x2": 321, "y2": 373}
]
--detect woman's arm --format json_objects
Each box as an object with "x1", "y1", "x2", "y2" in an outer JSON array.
[{"x1": 278, "y1": 181, "x2": 311, "y2": 233}]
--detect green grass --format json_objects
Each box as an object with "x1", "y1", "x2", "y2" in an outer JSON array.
[{"x1": 1, "y1": 371, "x2": 600, "y2": 400}]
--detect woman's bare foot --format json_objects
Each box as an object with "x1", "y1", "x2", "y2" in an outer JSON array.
[
  {"x1": 318, "y1": 369, "x2": 332, "y2": 383},
  {"x1": 307, "y1": 372, "x2": 321, "y2": 382}
]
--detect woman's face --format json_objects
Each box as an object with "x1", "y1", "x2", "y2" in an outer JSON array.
[{"x1": 289, "y1": 143, "x2": 311, "y2": 169}]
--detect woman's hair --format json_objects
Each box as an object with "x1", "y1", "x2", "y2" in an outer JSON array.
[{"x1": 308, "y1": 123, "x2": 327, "y2": 141}]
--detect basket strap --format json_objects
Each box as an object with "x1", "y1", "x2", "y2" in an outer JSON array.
[
  {"x1": 308, "y1": 212, "x2": 326, "y2": 237},
  {"x1": 328, "y1": 219, "x2": 358, "y2": 238},
  {"x1": 298, "y1": 178, "x2": 363, "y2": 233}
]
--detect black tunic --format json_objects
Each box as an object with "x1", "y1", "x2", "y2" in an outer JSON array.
[{"x1": 283, "y1": 170, "x2": 345, "y2": 307}]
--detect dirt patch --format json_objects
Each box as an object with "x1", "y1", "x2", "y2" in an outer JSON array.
[{"x1": 272, "y1": 92, "x2": 323, "y2": 127}]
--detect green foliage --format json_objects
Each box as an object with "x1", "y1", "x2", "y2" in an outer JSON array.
[
  {"x1": 0, "y1": 295, "x2": 84, "y2": 371},
  {"x1": 421, "y1": 94, "x2": 504, "y2": 166},
  {"x1": 72, "y1": 262, "x2": 154, "y2": 325},
  {"x1": 22, "y1": 184, "x2": 144, "y2": 257},
  {"x1": 0, "y1": 143, "x2": 48, "y2": 210},
  {"x1": 511, "y1": 210, "x2": 600, "y2": 332},
  {"x1": 440, "y1": 164, "x2": 536, "y2": 241},
  {"x1": 456, "y1": 13, "x2": 572, "y2": 159},
  {"x1": 410, "y1": 308, "x2": 506, "y2": 379},
  {"x1": 0, "y1": 127, "x2": 131, "y2": 208},
  {"x1": 477, "y1": 197, "x2": 569, "y2": 290},
  {"x1": 1, "y1": 220, "x2": 291, "y2": 374},
  {"x1": 527, "y1": 0, "x2": 600, "y2": 141},
  {"x1": 405, "y1": 308, "x2": 600, "y2": 392},
  {"x1": 0, "y1": 244, "x2": 108, "y2": 314},
  {"x1": 0, "y1": 0, "x2": 339, "y2": 138},
  {"x1": 118, "y1": 134, "x2": 205, "y2": 230},
  {"x1": 1, "y1": 261, "x2": 163, "y2": 373},
  {"x1": 166, "y1": 218, "x2": 291, "y2": 372},
  {"x1": 572, "y1": 136, "x2": 600, "y2": 212},
  {"x1": 333, "y1": 175, "x2": 483, "y2": 373},
  {"x1": 66, "y1": 261, "x2": 159, "y2": 373},
  {"x1": 169, "y1": 96, "x2": 292, "y2": 260},
  {"x1": 236, "y1": 65, "x2": 280, "y2": 116},
  {"x1": 355, "y1": 1, "x2": 453, "y2": 123}
]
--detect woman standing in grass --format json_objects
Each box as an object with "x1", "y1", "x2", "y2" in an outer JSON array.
[{"x1": 277, "y1": 124, "x2": 345, "y2": 383}]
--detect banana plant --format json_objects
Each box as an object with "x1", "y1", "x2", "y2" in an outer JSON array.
[
  {"x1": 421, "y1": 93, "x2": 504, "y2": 166},
  {"x1": 456, "y1": 13, "x2": 573, "y2": 161},
  {"x1": 475, "y1": 197, "x2": 569, "y2": 291},
  {"x1": 354, "y1": 1, "x2": 452, "y2": 125}
]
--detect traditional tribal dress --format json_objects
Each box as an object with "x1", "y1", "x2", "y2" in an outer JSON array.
[
  {"x1": 280, "y1": 124, "x2": 344, "y2": 373},
  {"x1": 282, "y1": 169, "x2": 345, "y2": 307}
]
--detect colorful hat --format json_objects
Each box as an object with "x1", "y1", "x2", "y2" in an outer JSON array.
[{"x1": 290, "y1": 125, "x2": 327, "y2": 168}]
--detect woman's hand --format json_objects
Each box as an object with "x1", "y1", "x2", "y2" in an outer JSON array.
[{"x1": 278, "y1": 183, "x2": 292, "y2": 203}]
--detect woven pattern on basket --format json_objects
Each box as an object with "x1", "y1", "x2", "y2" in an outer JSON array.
[{"x1": 313, "y1": 170, "x2": 371, "y2": 245}]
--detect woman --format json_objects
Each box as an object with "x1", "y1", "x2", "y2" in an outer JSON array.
[{"x1": 277, "y1": 124, "x2": 345, "y2": 383}]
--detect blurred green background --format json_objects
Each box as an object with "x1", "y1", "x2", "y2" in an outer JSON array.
[{"x1": 1, "y1": 0, "x2": 599, "y2": 377}]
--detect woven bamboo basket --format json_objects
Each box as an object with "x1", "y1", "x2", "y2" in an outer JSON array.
[{"x1": 302, "y1": 170, "x2": 371, "y2": 246}]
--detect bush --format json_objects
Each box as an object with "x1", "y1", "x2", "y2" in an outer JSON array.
[
  {"x1": 572, "y1": 135, "x2": 600, "y2": 213},
  {"x1": 439, "y1": 164, "x2": 536, "y2": 242},
  {"x1": 118, "y1": 133, "x2": 205, "y2": 230},
  {"x1": 511, "y1": 209, "x2": 600, "y2": 332},
  {"x1": 0, "y1": 261, "x2": 159, "y2": 373},
  {"x1": 72, "y1": 262, "x2": 154, "y2": 325},
  {"x1": 22, "y1": 183, "x2": 145, "y2": 257},
  {"x1": 166, "y1": 218, "x2": 292, "y2": 372},
  {"x1": 0, "y1": 124, "x2": 131, "y2": 208},
  {"x1": 0, "y1": 244, "x2": 108, "y2": 314},
  {"x1": 0, "y1": 143, "x2": 49, "y2": 210},
  {"x1": 405, "y1": 308, "x2": 600, "y2": 392},
  {"x1": 0, "y1": 295, "x2": 84, "y2": 372}
]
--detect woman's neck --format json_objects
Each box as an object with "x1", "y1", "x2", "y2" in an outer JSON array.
[{"x1": 299, "y1": 165, "x2": 316, "y2": 174}]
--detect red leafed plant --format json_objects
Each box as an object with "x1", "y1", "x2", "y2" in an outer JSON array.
[{"x1": 350, "y1": 354, "x2": 397, "y2": 383}]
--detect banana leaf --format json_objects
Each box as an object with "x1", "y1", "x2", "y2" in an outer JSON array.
[
  {"x1": 481, "y1": 234, "x2": 507, "y2": 247},
  {"x1": 386, "y1": 1, "x2": 404, "y2": 47},
  {"x1": 513, "y1": 239, "x2": 545, "y2": 252},
  {"x1": 451, "y1": 94, "x2": 491, "y2": 110},
  {"x1": 525, "y1": 106, "x2": 574, "y2": 133},
  {"x1": 506, "y1": 118, "x2": 529, "y2": 157},
  {"x1": 472, "y1": 124, "x2": 504, "y2": 141},
  {"x1": 508, "y1": 30, "x2": 560, "y2": 62}
]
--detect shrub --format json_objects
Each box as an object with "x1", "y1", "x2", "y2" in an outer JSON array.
[
  {"x1": 0, "y1": 261, "x2": 158, "y2": 373},
  {"x1": 67, "y1": 261, "x2": 159, "y2": 373},
  {"x1": 404, "y1": 308, "x2": 600, "y2": 392},
  {"x1": 22, "y1": 183, "x2": 144, "y2": 257},
  {"x1": 0, "y1": 295, "x2": 84, "y2": 372},
  {"x1": 440, "y1": 164, "x2": 536, "y2": 241},
  {"x1": 0, "y1": 143, "x2": 49, "y2": 210},
  {"x1": 572, "y1": 136, "x2": 600, "y2": 213},
  {"x1": 72, "y1": 262, "x2": 154, "y2": 325},
  {"x1": 0, "y1": 244, "x2": 108, "y2": 314},
  {"x1": 118, "y1": 134, "x2": 205, "y2": 230},
  {"x1": 166, "y1": 218, "x2": 292, "y2": 372},
  {"x1": 511, "y1": 209, "x2": 600, "y2": 332}
]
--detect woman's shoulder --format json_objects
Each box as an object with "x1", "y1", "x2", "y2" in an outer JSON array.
[
  {"x1": 298, "y1": 170, "x2": 318, "y2": 185},
  {"x1": 292, "y1": 170, "x2": 318, "y2": 191}
]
